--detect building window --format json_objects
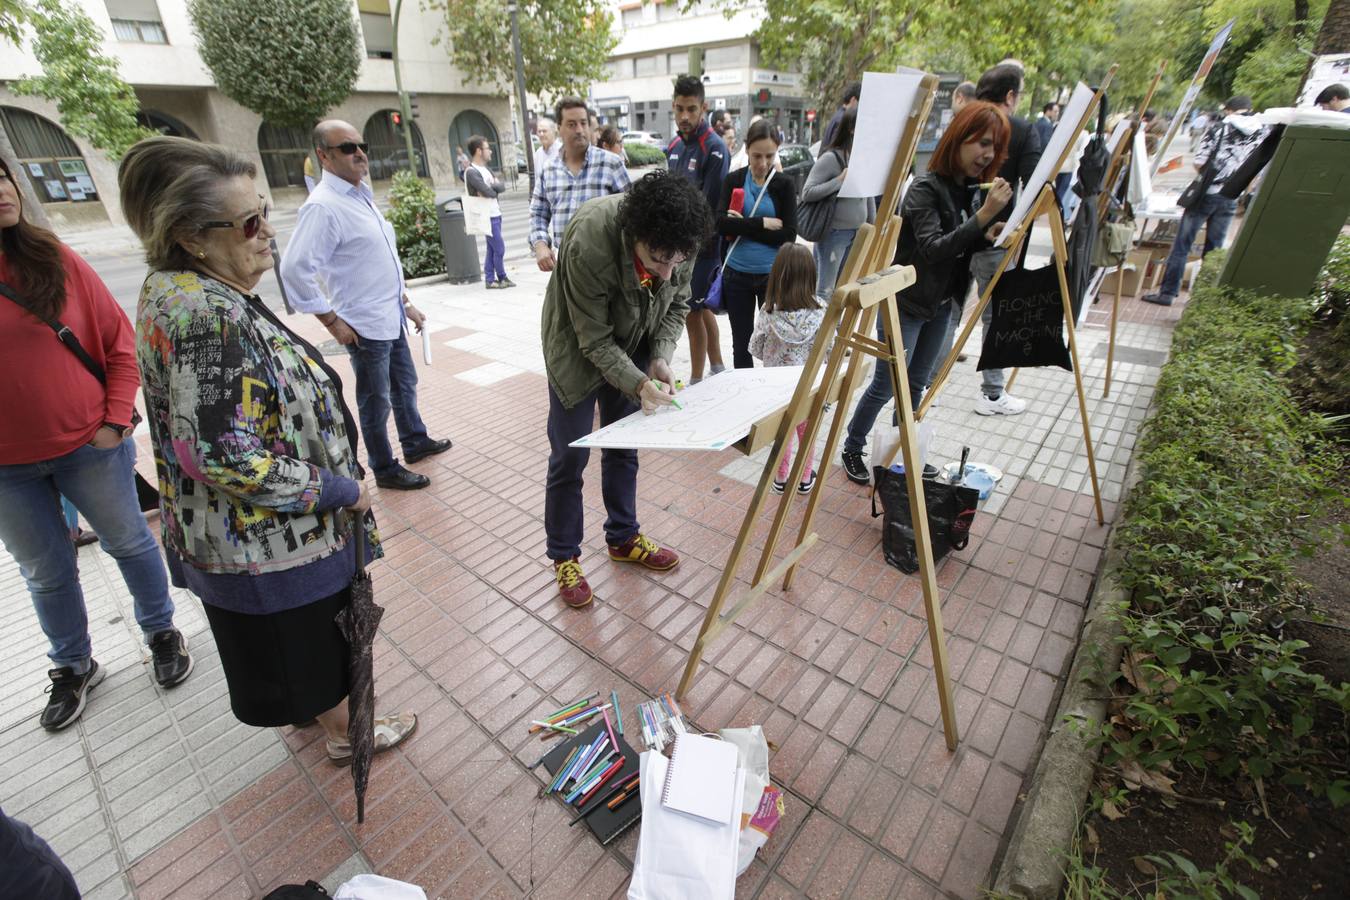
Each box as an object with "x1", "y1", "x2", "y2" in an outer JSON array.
[
  {"x1": 0, "y1": 106, "x2": 100, "y2": 203},
  {"x1": 704, "y1": 44, "x2": 746, "y2": 69},
  {"x1": 363, "y1": 110, "x2": 429, "y2": 180},
  {"x1": 620, "y1": 6, "x2": 643, "y2": 28},
  {"x1": 105, "y1": 0, "x2": 167, "y2": 43},
  {"x1": 358, "y1": 0, "x2": 394, "y2": 59},
  {"x1": 634, "y1": 54, "x2": 666, "y2": 77},
  {"x1": 609, "y1": 58, "x2": 634, "y2": 80},
  {"x1": 657, "y1": 1, "x2": 681, "y2": 21},
  {"x1": 449, "y1": 110, "x2": 502, "y2": 174},
  {"x1": 136, "y1": 110, "x2": 198, "y2": 139},
  {"x1": 257, "y1": 121, "x2": 312, "y2": 189}
]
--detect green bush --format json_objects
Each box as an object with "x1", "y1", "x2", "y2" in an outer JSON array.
[
  {"x1": 1288, "y1": 234, "x2": 1350, "y2": 416},
  {"x1": 623, "y1": 142, "x2": 665, "y2": 166},
  {"x1": 386, "y1": 171, "x2": 444, "y2": 279},
  {"x1": 1095, "y1": 254, "x2": 1350, "y2": 804}
]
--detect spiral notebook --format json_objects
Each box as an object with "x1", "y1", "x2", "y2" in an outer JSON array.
[
  {"x1": 540, "y1": 722, "x2": 642, "y2": 845},
  {"x1": 660, "y1": 733, "x2": 740, "y2": 825}
]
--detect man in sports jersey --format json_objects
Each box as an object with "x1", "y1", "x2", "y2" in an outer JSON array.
[{"x1": 667, "y1": 74, "x2": 729, "y2": 385}]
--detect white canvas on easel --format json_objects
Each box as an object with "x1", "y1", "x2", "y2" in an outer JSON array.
[
  {"x1": 839, "y1": 71, "x2": 925, "y2": 199},
  {"x1": 1149, "y1": 19, "x2": 1236, "y2": 176},
  {"x1": 1000, "y1": 82, "x2": 1097, "y2": 245}
]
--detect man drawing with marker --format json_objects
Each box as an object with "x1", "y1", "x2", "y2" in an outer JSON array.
[{"x1": 541, "y1": 172, "x2": 713, "y2": 608}]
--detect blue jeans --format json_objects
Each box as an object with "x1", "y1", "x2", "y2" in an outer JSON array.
[
  {"x1": 544, "y1": 351, "x2": 646, "y2": 560},
  {"x1": 1158, "y1": 193, "x2": 1236, "y2": 298},
  {"x1": 843, "y1": 301, "x2": 954, "y2": 454},
  {"x1": 971, "y1": 248, "x2": 1007, "y2": 398},
  {"x1": 814, "y1": 227, "x2": 858, "y2": 303},
  {"x1": 346, "y1": 332, "x2": 430, "y2": 476},
  {"x1": 0, "y1": 440, "x2": 175, "y2": 669},
  {"x1": 484, "y1": 215, "x2": 507, "y2": 283}
]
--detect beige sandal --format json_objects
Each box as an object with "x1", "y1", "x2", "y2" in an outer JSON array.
[{"x1": 326, "y1": 711, "x2": 418, "y2": 765}]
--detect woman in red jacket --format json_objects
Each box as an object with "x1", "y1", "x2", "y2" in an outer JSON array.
[{"x1": 0, "y1": 157, "x2": 193, "y2": 732}]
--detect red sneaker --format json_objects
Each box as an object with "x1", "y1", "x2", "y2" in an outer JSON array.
[
  {"x1": 553, "y1": 557, "x2": 593, "y2": 608},
  {"x1": 607, "y1": 534, "x2": 680, "y2": 572}
]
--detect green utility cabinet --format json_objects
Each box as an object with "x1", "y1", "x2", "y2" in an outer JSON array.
[{"x1": 1219, "y1": 124, "x2": 1350, "y2": 298}]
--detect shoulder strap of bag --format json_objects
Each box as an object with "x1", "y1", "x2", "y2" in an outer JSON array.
[
  {"x1": 725, "y1": 169, "x2": 777, "y2": 265},
  {"x1": 0, "y1": 279, "x2": 107, "y2": 385}
]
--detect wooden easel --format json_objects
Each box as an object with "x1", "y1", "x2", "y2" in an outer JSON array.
[
  {"x1": 909, "y1": 75, "x2": 1119, "y2": 527},
  {"x1": 674, "y1": 75, "x2": 966, "y2": 751},
  {"x1": 1099, "y1": 62, "x2": 1166, "y2": 398}
]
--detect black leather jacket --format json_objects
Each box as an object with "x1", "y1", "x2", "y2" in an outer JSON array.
[{"x1": 894, "y1": 173, "x2": 989, "y2": 321}]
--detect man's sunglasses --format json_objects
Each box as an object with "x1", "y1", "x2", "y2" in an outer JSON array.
[
  {"x1": 201, "y1": 197, "x2": 271, "y2": 240},
  {"x1": 325, "y1": 142, "x2": 369, "y2": 156}
]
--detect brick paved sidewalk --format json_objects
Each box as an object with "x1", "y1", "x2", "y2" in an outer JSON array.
[{"x1": 0, "y1": 248, "x2": 1188, "y2": 899}]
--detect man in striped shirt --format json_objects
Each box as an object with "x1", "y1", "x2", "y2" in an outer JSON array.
[{"x1": 530, "y1": 96, "x2": 631, "y2": 272}]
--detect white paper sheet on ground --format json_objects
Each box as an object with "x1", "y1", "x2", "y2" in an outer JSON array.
[
  {"x1": 839, "y1": 71, "x2": 926, "y2": 199},
  {"x1": 571, "y1": 366, "x2": 820, "y2": 451},
  {"x1": 998, "y1": 82, "x2": 1095, "y2": 246},
  {"x1": 1149, "y1": 19, "x2": 1235, "y2": 176}
]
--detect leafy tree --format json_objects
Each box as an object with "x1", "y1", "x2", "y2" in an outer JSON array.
[
  {"x1": 188, "y1": 0, "x2": 361, "y2": 128},
  {"x1": 427, "y1": 0, "x2": 617, "y2": 104},
  {"x1": 11, "y1": 0, "x2": 152, "y2": 159},
  {"x1": 1, "y1": 0, "x2": 26, "y2": 44}
]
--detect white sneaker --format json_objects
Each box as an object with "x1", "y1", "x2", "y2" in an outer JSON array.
[{"x1": 974, "y1": 392, "x2": 1027, "y2": 416}]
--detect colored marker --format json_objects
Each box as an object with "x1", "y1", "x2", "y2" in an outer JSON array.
[
  {"x1": 570, "y1": 772, "x2": 639, "y2": 824},
  {"x1": 611, "y1": 690, "x2": 624, "y2": 735},
  {"x1": 531, "y1": 720, "x2": 578, "y2": 735},
  {"x1": 650, "y1": 380, "x2": 683, "y2": 410}
]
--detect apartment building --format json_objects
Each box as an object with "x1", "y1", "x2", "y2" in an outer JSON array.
[
  {"x1": 589, "y1": 0, "x2": 811, "y2": 147},
  {"x1": 0, "y1": 0, "x2": 510, "y2": 228}
]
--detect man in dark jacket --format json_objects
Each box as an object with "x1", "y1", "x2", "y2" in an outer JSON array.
[
  {"x1": 822, "y1": 80, "x2": 862, "y2": 147},
  {"x1": 970, "y1": 63, "x2": 1043, "y2": 416},
  {"x1": 668, "y1": 74, "x2": 730, "y2": 385},
  {"x1": 541, "y1": 172, "x2": 712, "y2": 608}
]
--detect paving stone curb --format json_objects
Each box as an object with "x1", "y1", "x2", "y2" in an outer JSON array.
[{"x1": 990, "y1": 404, "x2": 1151, "y2": 899}]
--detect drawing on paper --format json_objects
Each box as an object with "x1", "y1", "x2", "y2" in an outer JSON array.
[{"x1": 571, "y1": 366, "x2": 815, "y2": 451}]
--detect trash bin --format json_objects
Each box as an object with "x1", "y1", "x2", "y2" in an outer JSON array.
[{"x1": 437, "y1": 196, "x2": 480, "y2": 284}]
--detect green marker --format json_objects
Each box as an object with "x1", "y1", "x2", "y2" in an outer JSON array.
[{"x1": 651, "y1": 379, "x2": 682, "y2": 410}]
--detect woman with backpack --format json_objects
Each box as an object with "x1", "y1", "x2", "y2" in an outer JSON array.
[{"x1": 799, "y1": 107, "x2": 875, "y2": 303}]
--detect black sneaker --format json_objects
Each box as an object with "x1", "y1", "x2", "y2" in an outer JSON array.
[
  {"x1": 798, "y1": 471, "x2": 818, "y2": 494},
  {"x1": 149, "y1": 629, "x2": 194, "y2": 687},
  {"x1": 841, "y1": 449, "x2": 870, "y2": 485},
  {"x1": 41, "y1": 661, "x2": 104, "y2": 731},
  {"x1": 771, "y1": 479, "x2": 787, "y2": 494}
]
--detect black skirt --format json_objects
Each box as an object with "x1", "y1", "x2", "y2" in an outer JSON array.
[{"x1": 203, "y1": 587, "x2": 351, "y2": 727}]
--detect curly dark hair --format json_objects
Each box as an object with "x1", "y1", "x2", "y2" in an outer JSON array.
[{"x1": 616, "y1": 171, "x2": 712, "y2": 258}]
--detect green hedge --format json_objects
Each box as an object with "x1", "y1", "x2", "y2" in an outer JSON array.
[
  {"x1": 1097, "y1": 249, "x2": 1349, "y2": 804},
  {"x1": 623, "y1": 142, "x2": 665, "y2": 166},
  {"x1": 386, "y1": 171, "x2": 444, "y2": 279}
]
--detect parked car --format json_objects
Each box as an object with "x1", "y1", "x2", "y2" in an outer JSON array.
[
  {"x1": 515, "y1": 143, "x2": 528, "y2": 174},
  {"x1": 777, "y1": 143, "x2": 816, "y2": 197},
  {"x1": 622, "y1": 131, "x2": 664, "y2": 148}
]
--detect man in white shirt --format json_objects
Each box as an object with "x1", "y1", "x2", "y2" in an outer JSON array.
[
  {"x1": 533, "y1": 117, "x2": 560, "y2": 183},
  {"x1": 281, "y1": 120, "x2": 451, "y2": 491}
]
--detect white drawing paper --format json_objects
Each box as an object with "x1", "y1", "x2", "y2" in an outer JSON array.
[
  {"x1": 571, "y1": 366, "x2": 818, "y2": 451},
  {"x1": 839, "y1": 71, "x2": 927, "y2": 199},
  {"x1": 999, "y1": 82, "x2": 1095, "y2": 246}
]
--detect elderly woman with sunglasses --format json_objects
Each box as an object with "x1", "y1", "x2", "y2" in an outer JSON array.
[{"x1": 119, "y1": 137, "x2": 416, "y2": 762}]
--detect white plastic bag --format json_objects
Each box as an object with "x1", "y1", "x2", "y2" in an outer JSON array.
[
  {"x1": 719, "y1": 726, "x2": 774, "y2": 876},
  {"x1": 333, "y1": 874, "x2": 428, "y2": 900}
]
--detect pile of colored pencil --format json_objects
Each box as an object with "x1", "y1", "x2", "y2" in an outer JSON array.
[
  {"x1": 636, "y1": 692, "x2": 686, "y2": 752},
  {"x1": 545, "y1": 707, "x2": 634, "y2": 813},
  {"x1": 528, "y1": 694, "x2": 613, "y2": 736}
]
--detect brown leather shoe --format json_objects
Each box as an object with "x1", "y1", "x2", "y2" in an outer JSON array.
[
  {"x1": 607, "y1": 534, "x2": 679, "y2": 572},
  {"x1": 554, "y1": 557, "x2": 593, "y2": 608}
]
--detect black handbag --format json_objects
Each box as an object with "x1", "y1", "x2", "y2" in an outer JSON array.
[
  {"x1": 1176, "y1": 124, "x2": 1226, "y2": 209},
  {"x1": 796, "y1": 149, "x2": 844, "y2": 242},
  {"x1": 870, "y1": 465, "x2": 979, "y2": 574}
]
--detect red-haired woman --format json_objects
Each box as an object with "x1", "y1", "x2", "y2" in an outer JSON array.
[
  {"x1": 839, "y1": 101, "x2": 1013, "y2": 485},
  {"x1": 0, "y1": 157, "x2": 193, "y2": 731}
]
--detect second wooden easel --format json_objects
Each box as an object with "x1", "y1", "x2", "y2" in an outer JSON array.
[{"x1": 674, "y1": 74, "x2": 965, "y2": 751}]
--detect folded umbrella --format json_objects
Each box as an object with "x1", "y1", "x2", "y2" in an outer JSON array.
[{"x1": 334, "y1": 513, "x2": 383, "y2": 823}]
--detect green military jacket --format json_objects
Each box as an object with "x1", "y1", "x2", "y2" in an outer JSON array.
[{"x1": 541, "y1": 193, "x2": 694, "y2": 409}]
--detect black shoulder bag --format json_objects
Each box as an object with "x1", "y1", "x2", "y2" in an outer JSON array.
[
  {"x1": 1177, "y1": 125, "x2": 1226, "y2": 209},
  {"x1": 0, "y1": 280, "x2": 156, "y2": 509}
]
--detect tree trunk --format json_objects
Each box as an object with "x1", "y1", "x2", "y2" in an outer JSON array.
[
  {"x1": 0, "y1": 123, "x2": 52, "y2": 229},
  {"x1": 1314, "y1": 0, "x2": 1350, "y2": 54},
  {"x1": 1293, "y1": 0, "x2": 1310, "y2": 38}
]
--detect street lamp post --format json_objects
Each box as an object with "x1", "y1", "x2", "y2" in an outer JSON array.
[
  {"x1": 391, "y1": 0, "x2": 420, "y2": 175},
  {"x1": 507, "y1": 1, "x2": 534, "y2": 194}
]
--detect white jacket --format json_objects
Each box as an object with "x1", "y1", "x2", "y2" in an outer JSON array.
[{"x1": 749, "y1": 307, "x2": 831, "y2": 367}]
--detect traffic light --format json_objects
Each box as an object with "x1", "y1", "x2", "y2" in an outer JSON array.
[
  {"x1": 390, "y1": 110, "x2": 403, "y2": 126},
  {"x1": 409, "y1": 93, "x2": 420, "y2": 119},
  {"x1": 756, "y1": 88, "x2": 772, "y2": 104}
]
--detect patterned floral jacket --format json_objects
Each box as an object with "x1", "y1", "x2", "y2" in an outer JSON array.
[{"x1": 136, "y1": 270, "x2": 380, "y2": 576}]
